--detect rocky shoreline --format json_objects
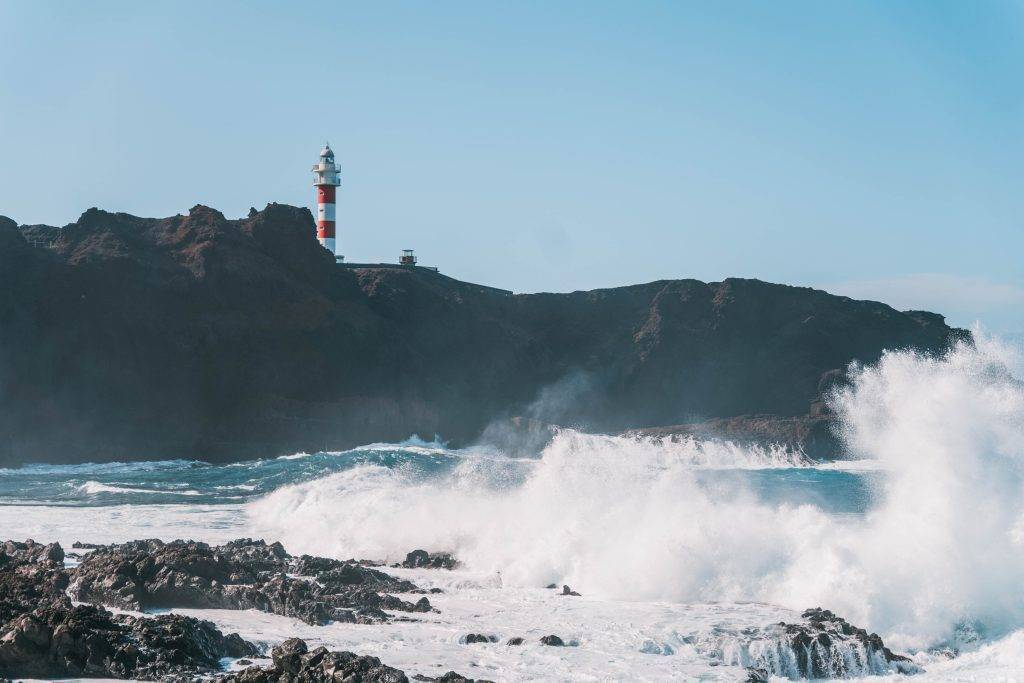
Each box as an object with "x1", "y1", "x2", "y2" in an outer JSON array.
[{"x1": 0, "y1": 538, "x2": 919, "y2": 681}]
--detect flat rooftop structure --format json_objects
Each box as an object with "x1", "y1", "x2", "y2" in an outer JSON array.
[
  {"x1": 341, "y1": 262, "x2": 439, "y2": 272},
  {"x1": 338, "y1": 262, "x2": 514, "y2": 296}
]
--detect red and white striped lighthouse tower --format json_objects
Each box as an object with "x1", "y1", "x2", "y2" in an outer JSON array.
[{"x1": 312, "y1": 143, "x2": 342, "y2": 261}]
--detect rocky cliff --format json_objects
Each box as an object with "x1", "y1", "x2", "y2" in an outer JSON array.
[{"x1": 0, "y1": 204, "x2": 967, "y2": 465}]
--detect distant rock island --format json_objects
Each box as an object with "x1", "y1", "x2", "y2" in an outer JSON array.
[{"x1": 0, "y1": 204, "x2": 967, "y2": 465}]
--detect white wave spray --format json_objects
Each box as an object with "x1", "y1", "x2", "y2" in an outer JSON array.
[{"x1": 247, "y1": 336, "x2": 1024, "y2": 651}]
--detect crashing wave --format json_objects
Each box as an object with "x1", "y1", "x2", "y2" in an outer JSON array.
[
  {"x1": 248, "y1": 336, "x2": 1024, "y2": 654},
  {"x1": 698, "y1": 609, "x2": 920, "y2": 679}
]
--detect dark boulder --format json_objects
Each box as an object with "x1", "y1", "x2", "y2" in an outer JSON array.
[
  {"x1": 727, "y1": 608, "x2": 920, "y2": 679},
  {"x1": 413, "y1": 672, "x2": 494, "y2": 682},
  {"x1": 401, "y1": 550, "x2": 458, "y2": 570},
  {"x1": 272, "y1": 637, "x2": 308, "y2": 674},
  {"x1": 539, "y1": 635, "x2": 565, "y2": 647},
  {"x1": 781, "y1": 608, "x2": 918, "y2": 678},
  {"x1": 222, "y1": 638, "x2": 407, "y2": 683}
]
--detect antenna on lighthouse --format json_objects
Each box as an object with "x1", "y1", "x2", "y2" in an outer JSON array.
[{"x1": 312, "y1": 143, "x2": 343, "y2": 262}]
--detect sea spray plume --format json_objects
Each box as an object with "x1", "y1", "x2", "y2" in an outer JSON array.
[
  {"x1": 786, "y1": 334, "x2": 1024, "y2": 649},
  {"x1": 475, "y1": 370, "x2": 604, "y2": 456}
]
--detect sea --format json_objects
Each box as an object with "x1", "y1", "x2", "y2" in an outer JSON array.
[{"x1": 2, "y1": 338, "x2": 1023, "y2": 681}]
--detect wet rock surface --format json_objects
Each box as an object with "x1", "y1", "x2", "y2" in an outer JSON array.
[
  {"x1": 70, "y1": 538, "x2": 431, "y2": 625},
  {"x1": 222, "y1": 637, "x2": 409, "y2": 682},
  {"x1": 400, "y1": 549, "x2": 458, "y2": 570},
  {"x1": 0, "y1": 539, "x2": 256, "y2": 680},
  {"x1": 412, "y1": 672, "x2": 494, "y2": 682},
  {"x1": 0, "y1": 537, "x2": 922, "y2": 681},
  {"x1": 782, "y1": 608, "x2": 918, "y2": 678},
  {"x1": 729, "y1": 607, "x2": 919, "y2": 680}
]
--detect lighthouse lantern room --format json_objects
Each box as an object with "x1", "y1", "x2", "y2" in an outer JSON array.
[{"x1": 312, "y1": 143, "x2": 342, "y2": 261}]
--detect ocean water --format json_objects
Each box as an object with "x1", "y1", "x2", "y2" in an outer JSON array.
[{"x1": 2, "y1": 337, "x2": 1024, "y2": 681}]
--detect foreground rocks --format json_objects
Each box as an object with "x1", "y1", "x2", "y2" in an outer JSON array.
[
  {"x1": 0, "y1": 538, "x2": 488, "y2": 681},
  {"x1": 0, "y1": 539, "x2": 256, "y2": 680},
  {"x1": 2, "y1": 538, "x2": 920, "y2": 681},
  {"x1": 742, "y1": 608, "x2": 919, "y2": 680},
  {"x1": 222, "y1": 637, "x2": 410, "y2": 682},
  {"x1": 224, "y1": 637, "x2": 492, "y2": 683},
  {"x1": 71, "y1": 538, "x2": 432, "y2": 625},
  {"x1": 221, "y1": 637, "x2": 490, "y2": 683}
]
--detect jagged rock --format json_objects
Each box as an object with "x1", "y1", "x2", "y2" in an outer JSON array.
[
  {"x1": 413, "y1": 672, "x2": 494, "y2": 682},
  {"x1": 462, "y1": 633, "x2": 496, "y2": 644},
  {"x1": 70, "y1": 538, "x2": 430, "y2": 626},
  {"x1": 710, "y1": 607, "x2": 919, "y2": 679},
  {"x1": 0, "y1": 540, "x2": 256, "y2": 680},
  {"x1": 539, "y1": 635, "x2": 565, "y2": 647},
  {"x1": 505, "y1": 637, "x2": 524, "y2": 646},
  {"x1": 401, "y1": 550, "x2": 458, "y2": 570},
  {"x1": 544, "y1": 583, "x2": 558, "y2": 589},
  {"x1": 1, "y1": 539, "x2": 64, "y2": 566},
  {"x1": 221, "y1": 638, "x2": 407, "y2": 682},
  {"x1": 780, "y1": 608, "x2": 919, "y2": 678},
  {"x1": 561, "y1": 585, "x2": 581, "y2": 596},
  {"x1": 273, "y1": 637, "x2": 308, "y2": 674},
  {"x1": 745, "y1": 667, "x2": 770, "y2": 683},
  {"x1": 0, "y1": 546, "x2": 70, "y2": 626}
]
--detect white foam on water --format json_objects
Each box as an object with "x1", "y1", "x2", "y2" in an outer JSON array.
[
  {"x1": 0, "y1": 503, "x2": 246, "y2": 548},
  {"x1": 249, "y1": 336, "x2": 1024, "y2": 655},
  {"x1": 74, "y1": 481, "x2": 203, "y2": 496},
  {"x1": 0, "y1": 459, "x2": 200, "y2": 475},
  {"x1": 169, "y1": 566, "x2": 805, "y2": 682}
]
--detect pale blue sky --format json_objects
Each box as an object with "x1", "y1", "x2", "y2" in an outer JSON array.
[{"x1": 1, "y1": 2, "x2": 1021, "y2": 332}]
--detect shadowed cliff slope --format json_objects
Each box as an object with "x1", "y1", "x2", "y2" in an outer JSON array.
[{"x1": 0, "y1": 205, "x2": 967, "y2": 464}]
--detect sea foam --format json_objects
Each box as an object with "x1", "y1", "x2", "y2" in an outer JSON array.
[{"x1": 247, "y1": 335, "x2": 1024, "y2": 652}]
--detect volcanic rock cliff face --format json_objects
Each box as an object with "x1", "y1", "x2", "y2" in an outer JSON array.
[{"x1": 0, "y1": 205, "x2": 966, "y2": 465}]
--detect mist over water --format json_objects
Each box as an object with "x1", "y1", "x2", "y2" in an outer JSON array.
[{"x1": 248, "y1": 337, "x2": 1024, "y2": 652}]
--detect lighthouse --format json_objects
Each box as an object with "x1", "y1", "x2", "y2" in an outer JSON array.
[{"x1": 312, "y1": 143, "x2": 342, "y2": 260}]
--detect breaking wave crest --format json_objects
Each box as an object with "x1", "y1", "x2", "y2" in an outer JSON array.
[{"x1": 248, "y1": 336, "x2": 1024, "y2": 651}]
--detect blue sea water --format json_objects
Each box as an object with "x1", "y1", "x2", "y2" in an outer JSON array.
[{"x1": 0, "y1": 441, "x2": 875, "y2": 514}]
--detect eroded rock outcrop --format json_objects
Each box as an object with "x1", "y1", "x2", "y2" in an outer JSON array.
[
  {"x1": 700, "y1": 607, "x2": 919, "y2": 680},
  {"x1": 0, "y1": 539, "x2": 256, "y2": 680},
  {"x1": 776, "y1": 608, "x2": 919, "y2": 678},
  {"x1": 70, "y1": 538, "x2": 431, "y2": 625},
  {"x1": 222, "y1": 637, "x2": 408, "y2": 683}
]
